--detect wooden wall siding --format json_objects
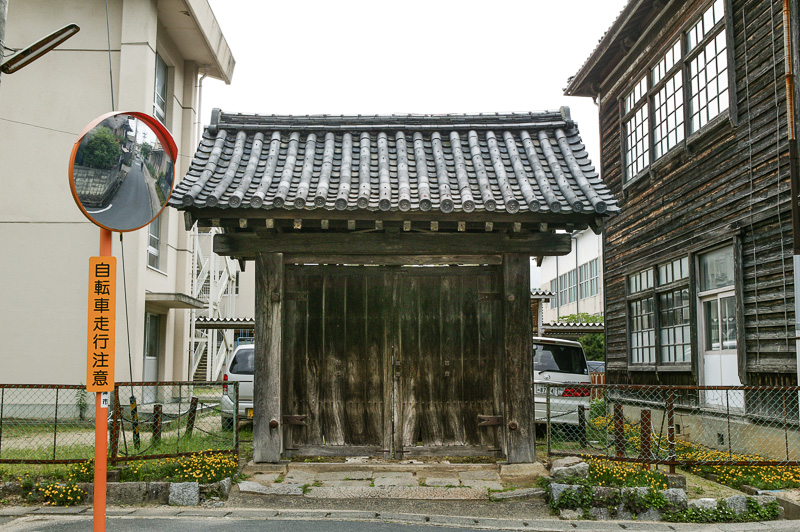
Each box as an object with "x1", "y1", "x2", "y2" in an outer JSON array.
[
  {"x1": 281, "y1": 266, "x2": 502, "y2": 457},
  {"x1": 599, "y1": 0, "x2": 796, "y2": 385}
]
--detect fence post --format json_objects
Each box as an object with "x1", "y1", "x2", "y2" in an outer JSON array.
[
  {"x1": 153, "y1": 404, "x2": 163, "y2": 445},
  {"x1": 727, "y1": 389, "x2": 733, "y2": 459},
  {"x1": 53, "y1": 388, "x2": 59, "y2": 461},
  {"x1": 109, "y1": 387, "x2": 121, "y2": 462},
  {"x1": 546, "y1": 384, "x2": 552, "y2": 459},
  {"x1": 667, "y1": 389, "x2": 676, "y2": 474},
  {"x1": 577, "y1": 404, "x2": 588, "y2": 448},
  {"x1": 233, "y1": 382, "x2": 239, "y2": 454},
  {"x1": 614, "y1": 403, "x2": 625, "y2": 457},
  {"x1": 130, "y1": 394, "x2": 140, "y2": 451},
  {"x1": 185, "y1": 396, "x2": 199, "y2": 438},
  {"x1": 640, "y1": 408, "x2": 652, "y2": 466},
  {"x1": 0, "y1": 388, "x2": 4, "y2": 459}
]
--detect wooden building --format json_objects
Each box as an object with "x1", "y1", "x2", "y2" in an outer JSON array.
[
  {"x1": 170, "y1": 109, "x2": 617, "y2": 462},
  {"x1": 566, "y1": 0, "x2": 800, "y2": 394}
]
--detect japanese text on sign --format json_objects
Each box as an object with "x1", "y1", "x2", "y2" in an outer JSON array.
[{"x1": 87, "y1": 257, "x2": 116, "y2": 392}]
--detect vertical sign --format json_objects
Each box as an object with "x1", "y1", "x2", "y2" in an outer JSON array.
[{"x1": 87, "y1": 257, "x2": 116, "y2": 391}]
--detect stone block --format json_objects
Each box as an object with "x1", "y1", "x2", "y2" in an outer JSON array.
[
  {"x1": 559, "y1": 508, "x2": 582, "y2": 519},
  {"x1": 689, "y1": 498, "x2": 718, "y2": 510},
  {"x1": 490, "y1": 487, "x2": 544, "y2": 500},
  {"x1": 316, "y1": 471, "x2": 373, "y2": 481},
  {"x1": 589, "y1": 507, "x2": 610, "y2": 520},
  {"x1": 665, "y1": 473, "x2": 687, "y2": 490},
  {"x1": 253, "y1": 473, "x2": 280, "y2": 483},
  {"x1": 200, "y1": 478, "x2": 232, "y2": 500},
  {"x1": 726, "y1": 494, "x2": 748, "y2": 515},
  {"x1": 374, "y1": 476, "x2": 416, "y2": 488},
  {"x1": 169, "y1": 482, "x2": 200, "y2": 506},
  {"x1": 638, "y1": 507, "x2": 661, "y2": 521},
  {"x1": 107, "y1": 481, "x2": 147, "y2": 505},
  {"x1": 3, "y1": 482, "x2": 23, "y2": 496},
  {"x1": 147, "y1": 482, "x2": 170, "y2": 504},
  {"x1": 423, "y1": 477, "x2": 460, "y2": 487},
  {"x1": 460, "y1": 480, "x2": 504, "y2": 491},
  {"x1": 591, "y1": 486, "x2": 619, "y2": 507},
  {"x1": 237, "y1": 480, "x2": 304, "y2": 496},
  {"x1": 320, "y1": 480, "x2": 372, "y2": 488},
  {"x1": 499, "y1": 462, "x2": 549, "y2": 485},
  {"x1": 78, "y1": 482, "x2": 93, "y2": 503},
  {"x1": 551, "y1": 462, "x2": 589, "y2": 483},
  {"x1": 459, "y1": 470, "x2": 501, "y2": 481},
  {"x1": 662, "y1": 488, "x2": 688, "y2": 511},
  {"x1": 549, "y1": 483, "x2": 580, "y2": 505},
  {"x1": 550, "y1": 456, "x2": 584, "y2": 470}
]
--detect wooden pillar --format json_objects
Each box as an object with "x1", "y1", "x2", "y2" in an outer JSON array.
[
  {"x1": 254, "y1": 252, "x2": 284, "y2": 463},
  {"x1": 502, "y1": 253, "x2": 535, "y2": 463}
]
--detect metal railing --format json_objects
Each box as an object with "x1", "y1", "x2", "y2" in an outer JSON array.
[
  {"x1": 0, "y1": 382, "x2": 238, "y2": 464},
  {"x1": 540, "y1": 384, "x2": 800, "y2": 471}
]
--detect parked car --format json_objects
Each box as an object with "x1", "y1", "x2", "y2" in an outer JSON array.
[
  {"x1": 532, "y1": 336, "x2": 591, "y2": 427},
  {"x1": 220, "y1": 344, "x2": 254, "y2": 430}
]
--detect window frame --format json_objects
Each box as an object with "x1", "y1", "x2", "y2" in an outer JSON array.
[
  {"x1": 620, "y1": 0, "x2": 735, "y2": 185},
  {"x1": 626, "y1": 258, "x2": 692, "y2": 370},
  {"x1": 154, "y1": 53, "x2": 168, "y2": 124}
]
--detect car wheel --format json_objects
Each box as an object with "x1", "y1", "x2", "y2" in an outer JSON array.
[{"x1": 221, "y1": 415, "x2": 234, "y2": 431}]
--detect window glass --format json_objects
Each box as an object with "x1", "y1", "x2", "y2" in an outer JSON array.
[
  {"x1": 699, "y1": 246, "x2": 734, "y2": 291},
  {"x1": 624, "y1": 100, "x2": 650, "y2": 180},
  {"x1": 652, "y1": 70, "x2": 685, "y2": 158},
  {"x1": 720, "y1": 295, "x2": 737, "y2": 350},
  {"x1": 629, "y1": 268, "x2": 654, "y2": 294},
  {"x1": 154, "y1": 54, "x2": 167, "y2": 124},
  {"x1": 658, "y1": 257, "x2": 689, "y2": 285},
  {"x1": 630, "y1": 296, "x2": 656, "y2": 364},
  {"x1": 147, "y1": 214, "x2": 161, "y2": 269},
  {"x1": 688, "y1": 28, "x2": 728, "y2": 132},
  {"x1": 660, "y1": 288, "x2": 691, "y2": 363},
  {"x1": 533, "y1": 343, "x2": 588, "y2": 375},
  {"x1": 230, "y1": 347, "x2": 255, "y2": 375},
  {"x1": 652, "y1": 40, "x2": 681, "y2": 84}
]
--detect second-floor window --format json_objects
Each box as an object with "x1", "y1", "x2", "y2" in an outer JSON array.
[
  {"x1": 579, "y1": 258, "x2": 600, "y2": 299},
  {"x1": 622, "y1": 0, "x2": 730, "y2": 182},
  {"x1": 154, "y1": 53, "x2": 167, "y2": 124}
]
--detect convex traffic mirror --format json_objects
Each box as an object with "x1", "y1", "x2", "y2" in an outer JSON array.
[{"x1": 69, "y1": 112, "x2": 177, "y2": 232}]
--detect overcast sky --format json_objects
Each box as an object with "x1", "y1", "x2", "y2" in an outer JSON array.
[{"x1": 201, "y1": 0, "x2": 629, "y2": 286}]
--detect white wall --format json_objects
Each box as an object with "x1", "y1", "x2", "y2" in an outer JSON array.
[{"x1": 540, "y1": 229, "x2": 604, "y2": 323}]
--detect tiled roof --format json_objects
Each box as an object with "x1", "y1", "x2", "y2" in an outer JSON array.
[
  {"x1": 170, "y1": 108, "x2": 618, "y2": 217},
  {"x1": 530, "y1": 289, "x2": 555, "y2": 297}
]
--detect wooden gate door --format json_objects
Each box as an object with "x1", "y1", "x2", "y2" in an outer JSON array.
[
  {"x1": 281, "y1": 265, "x2": 503, "y2": 458},
  {"x1": 393, "y1": 267, "x2": 504, "y2": 458}
]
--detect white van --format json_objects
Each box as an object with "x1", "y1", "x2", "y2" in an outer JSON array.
[
  {"x1": 532, "y1": 336, "x2": 591, "y2": 426},
  {"x1": 220, "y1": 344, "x2": 254, "y2": 430}
]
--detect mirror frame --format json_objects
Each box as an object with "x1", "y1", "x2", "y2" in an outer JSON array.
[{"x1": 68, "y1": 111, "x2": 178, "y2": 232}]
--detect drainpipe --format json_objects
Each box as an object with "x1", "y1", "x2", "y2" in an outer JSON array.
[
  {"x1": 196, "y1": 66, "x2": 208, "y2": 148},
  {"x1": 784, "y1": 0, "x2": 800, "y2": 393}
]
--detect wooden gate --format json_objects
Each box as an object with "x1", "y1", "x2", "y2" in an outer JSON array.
[{"x1": 281, "y1": 265, "x2": 504, "y2": 458}]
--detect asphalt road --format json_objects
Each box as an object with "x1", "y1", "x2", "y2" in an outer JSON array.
[{"x1": 89, "y1": 159, "x2": 156, "y2": 230}]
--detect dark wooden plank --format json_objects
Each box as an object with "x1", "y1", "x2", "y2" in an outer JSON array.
[
  {"x1": 322, "y1": 274, "x2": 346, "y2": 446},
  {"x1": 439, "y1": 275, "x2": 465, "y2": 446},
  {"x1": 418, "y1": 275, "x2": 443, "y2": 446},
  {"x1": 303, "y1": 273, "x2": 324, "y2": 446},
  {"x1": 397, "y1": 275, "x2": 421, "y2": 450},
  {"x1": 502, "y1": 253, "x2": 534, "y2": 463},
  {"x1": 284, "y1": 254, "x2": 503, "y2": 266},
  {"x1": 478, "y1": 270, "x2": 504, "y2": 455},
  {"x1": 214, "y1": 232, "x2": 572, "y2": 258},
  {"x1": 253, "y1": 252, "x2": 283, "y2": 463},
  {"x1": 344, "y1": 274, "x2": 368, "y2": 445},
  {"x1": 461, "y1": 274, "x2": 481, "y2": 447}
]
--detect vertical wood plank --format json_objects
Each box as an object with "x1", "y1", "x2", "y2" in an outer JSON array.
[
  {"x1": 323, "y1": 274, "x2": 346, "y2": 446},
  {"x1": 254, "y1": 252, "x2": 284, "y2": 463},
  {"x1": 462, "y1": 274, "x2": 481, "y2": 446},
  {"x1": 345, "y1": 272, "x2": 367, "y2": 445},
  {"x1": 419, "y1": 275, "x2": 443, "y2": 446},
  {"x1": 440, "y1": 275, "x2": 464, "y2": 445},
  {"x1": 398, "y1": 275, "x2": 420, "y2": 448},
  {"x1": 305, "y1": 273, "x2": 324, "y2": 445},
  {"x1": 477, "y1": 270, "x2": 502, "y2": 452},
  {"x1": 281, "y1": 270, "x2": 297, "y2": 451},
  {"x1": 503, "y1": 253, "x2": 535, "y2": 463}
]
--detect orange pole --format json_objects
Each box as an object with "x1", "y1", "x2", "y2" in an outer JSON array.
[{"x1": 93, "y1": 228, "x2": 112, "y2": 532}]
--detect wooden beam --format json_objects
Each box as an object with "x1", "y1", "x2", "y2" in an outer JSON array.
[
  {"x1": 214, "y1": 232, "x2": 572, "y2": 258},
  {"x1": 283, "y1": 254, "x2": 503, "y2": 265},
  {"x1": 253, "y1": 253, "x2": 284, "y2": 463},
  {"x1": 503, "y1": 253, "x2": 535, "y2": 463}
]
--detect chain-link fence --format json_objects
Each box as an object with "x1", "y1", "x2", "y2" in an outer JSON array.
[
  {"x1": 539, "y1": 384, "x2": 800, "y2": 470},
  {"x1": 0, "y1": 382, "x2": 238, "y2": 464}
]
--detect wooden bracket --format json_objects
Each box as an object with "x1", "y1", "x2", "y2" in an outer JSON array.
[
  {"x1": 282, "y1": 415, "x2": 307, "y2": 426},
  {"x1": 478, "y1": 415, "x2": 502, "y2": 427}
]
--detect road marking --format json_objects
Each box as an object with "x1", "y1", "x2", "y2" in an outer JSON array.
[{"x1": 87, "y1": 204, "x2": 113, "y2": 214}]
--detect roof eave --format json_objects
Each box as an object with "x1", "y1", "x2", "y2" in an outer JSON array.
[
  {"x1": 564, "y1": 0, "x2": 647, "y2": 97},
  {"x1": 158, "y1": 0, "x2": 235, "y2": 84}
]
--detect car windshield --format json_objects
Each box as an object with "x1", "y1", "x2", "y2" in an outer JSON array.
[
  {"x1": 230, "y1": 348, "x2": 254, "y2": 375},
  {"x1": 533, "y1": 343, "x2": 588, "y2": 374}
]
